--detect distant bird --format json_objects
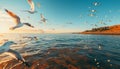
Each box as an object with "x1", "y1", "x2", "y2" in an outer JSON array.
[
  {"x1": 90, "y1": 10, "x2": 96, "y2": 13},
  {"x1": 5, "y1": 9, "x2": 34, "y2": 30},
  {"x1": 93, "y1": 2, "x2": 100, "y2": 6},
  {"x1": 0, "y1": 41, "x2": 31, "y2": 67},
  {"x1": 24, "y1": 0, "x2": 37, "y2": 14},
  {"x1": 40, "y1": 14, "x2": 47, "y2": 23}
]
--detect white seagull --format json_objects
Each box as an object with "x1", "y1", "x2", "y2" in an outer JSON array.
[
  {"x1": 26, "y1": 0, "x2": 37, "y2": 14},
  {"x1": 40, "y1": 14, "x2": 47, "y2": 23},
  {"x1": 5, "y1": 9, "x2": 34, "y2": 30},
  {"x1": 0, "y1": 41, "x2": 31, "y2": 67},
  {"x1": 93, "y1": 2, "x2": 100, "y2": 6}
]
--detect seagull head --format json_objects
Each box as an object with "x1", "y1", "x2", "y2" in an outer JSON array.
[{"x1": 5, "y1": 9, "x2": 8, "y2": 12}]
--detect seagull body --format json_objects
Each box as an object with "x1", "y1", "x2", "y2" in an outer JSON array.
[
  {"x1": 0, "y1": 41, "x2": 31, "y2": 67},
  {"x1": 5, "y1": 9, "x2": 34, "y2": 30},
  {"x1": 40, "y1": 14, "x2": 47, "y2": 23},
  {"x1": 26, "y1": 0, "x2": 37, "y2": 14}
]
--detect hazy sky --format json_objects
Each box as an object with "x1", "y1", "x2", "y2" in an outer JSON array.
[{"x1": 0, "y1": 0, "x2": 120, "y2": 33}]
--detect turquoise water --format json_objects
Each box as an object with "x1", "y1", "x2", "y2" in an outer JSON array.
[{"x1": 0, "y1": 33, "x2": 120, "y2": 68}]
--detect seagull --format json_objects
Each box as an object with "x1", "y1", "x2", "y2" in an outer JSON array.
[
  {"x1": 25, "y1": 0, "x2": 37, "y2": 14},
  {"x1": 0, "y1": 41, "x2": 31, "y2": 67},
  {"x1": 40, "y1": 13, "x2": 47, "y2": 23},
  {"x1": 90, "y1": 10, "x2": 96, "y2": 13},
  {"x1": 5, "y1": 9, "x2": 34, "y2": 30},
  {"x1": 93, "y1": 2, "x2": 100, "y2": 6}
]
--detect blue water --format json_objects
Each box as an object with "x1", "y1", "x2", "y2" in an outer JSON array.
[{"x1": 0, "y1": 33, "x2": 120, "y2": 68}]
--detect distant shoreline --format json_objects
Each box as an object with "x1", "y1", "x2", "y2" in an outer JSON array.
[
  {"x1": 79, "y1": 32, "x2": 120, "y2": 35},
  {"x1": 73, "y1": 24, "x2": 120, "y2": 35}
]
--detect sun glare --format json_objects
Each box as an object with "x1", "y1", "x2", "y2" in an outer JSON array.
[{"x1": 0, "y1": 11, "x2": 14, "y2": 33}]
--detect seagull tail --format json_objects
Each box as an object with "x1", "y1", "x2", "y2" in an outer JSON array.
[{"x1": 23, "y1": 62, "x2": 32, "y2": 67}]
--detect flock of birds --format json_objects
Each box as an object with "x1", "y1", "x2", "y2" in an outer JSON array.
[
  {"x1": 3, "y1": 0, "x2": 47, "y2": 30},
  {"x1": 83, "y1": 2, "x2": 112, "y2": 28},
  {"x1": 0, "y1": 0, "x2": 47, "y2": 67}
]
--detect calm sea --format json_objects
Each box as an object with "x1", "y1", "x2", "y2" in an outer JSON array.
[{"x1": 0, "y1": 33, "x2": 120, "y2": 68}]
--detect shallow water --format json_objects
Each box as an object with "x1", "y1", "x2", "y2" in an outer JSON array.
[{"x1": 0, "y1": 33, "x2": 120, "y2": 68}]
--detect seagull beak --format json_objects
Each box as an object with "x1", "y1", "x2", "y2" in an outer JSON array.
[{"x1": 5, "y1": 9, "x2": 8, "y2": 12}]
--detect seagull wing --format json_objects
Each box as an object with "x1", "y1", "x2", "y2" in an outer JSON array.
[
  {"x1": 23, "y1": 23, "x2": 34, "y2": 28},
  {"x1": 5, "y1": 49, "x2": 25, "y2": 62},
  {"x1": 5, "y1": 9, "x2": 21, "y2": 25},
  {"x1": 27, "y1": 0, "x2": 35, "y2": 11}
]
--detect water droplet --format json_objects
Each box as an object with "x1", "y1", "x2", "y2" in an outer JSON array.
[
  {"x1": 107, "y1": 59, "x2": 111, "y2": 62},
  {"x1": 37, "y1": 63, "x2": 39, "y2": 65},
  {"x1": 98, "y1": 45, "x2": 102, "y2": 50},
  {"x1": 91, "y1": 10, "x2": 96, "y2": 13},
  {"x1": 96, "y1": 62, "x2": 99, "y2": 65},
  {"x1": 94, "y1": 58, "x2": 97, "y2": 62}
]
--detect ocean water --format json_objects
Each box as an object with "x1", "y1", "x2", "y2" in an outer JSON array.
[{"x1": 0, "y1": 33, "x2": 120, "y2": 68}]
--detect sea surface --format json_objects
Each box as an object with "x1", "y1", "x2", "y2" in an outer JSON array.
[{"x1": 0, "y1": 33, "x2": 120, "y2": 68}]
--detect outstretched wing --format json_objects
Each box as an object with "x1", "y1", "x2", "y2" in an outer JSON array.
[
  {"x1": 5, "y1": 49, "x2": 25, "y2": 62},
  {"x1": 27, "y1": 0, "x2": 35, "y2": 11},
  {"x1": 40, "y1": 14, "x2": 47, "y2": 23},
  {"x1": 5, "y1": 9, "x2": 21, "y2": 25},
  {"x1": 23, "y1": 23, "x2": 34, "y2": 28}
]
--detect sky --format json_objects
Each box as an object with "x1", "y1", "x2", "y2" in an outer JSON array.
[{"x1": 0, "y1": 0, "x2": 120, "y2": 33}]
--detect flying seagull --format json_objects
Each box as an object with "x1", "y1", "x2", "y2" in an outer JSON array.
[
  {"x1": 93, "y1": 2, "x2": 100, "y2": 6},
  {"x1": 40, "y1": 14, "x2": 47, "y2": 23},
  {"x1": 5, "y1": 9, "x2": 34, "y2": 30},
  {"x1": 0, "y1": 41, "x2": 31, "y2": 67},
  {"x1": 25, "y1": 0, "x2": 37, "y2": 14}
]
